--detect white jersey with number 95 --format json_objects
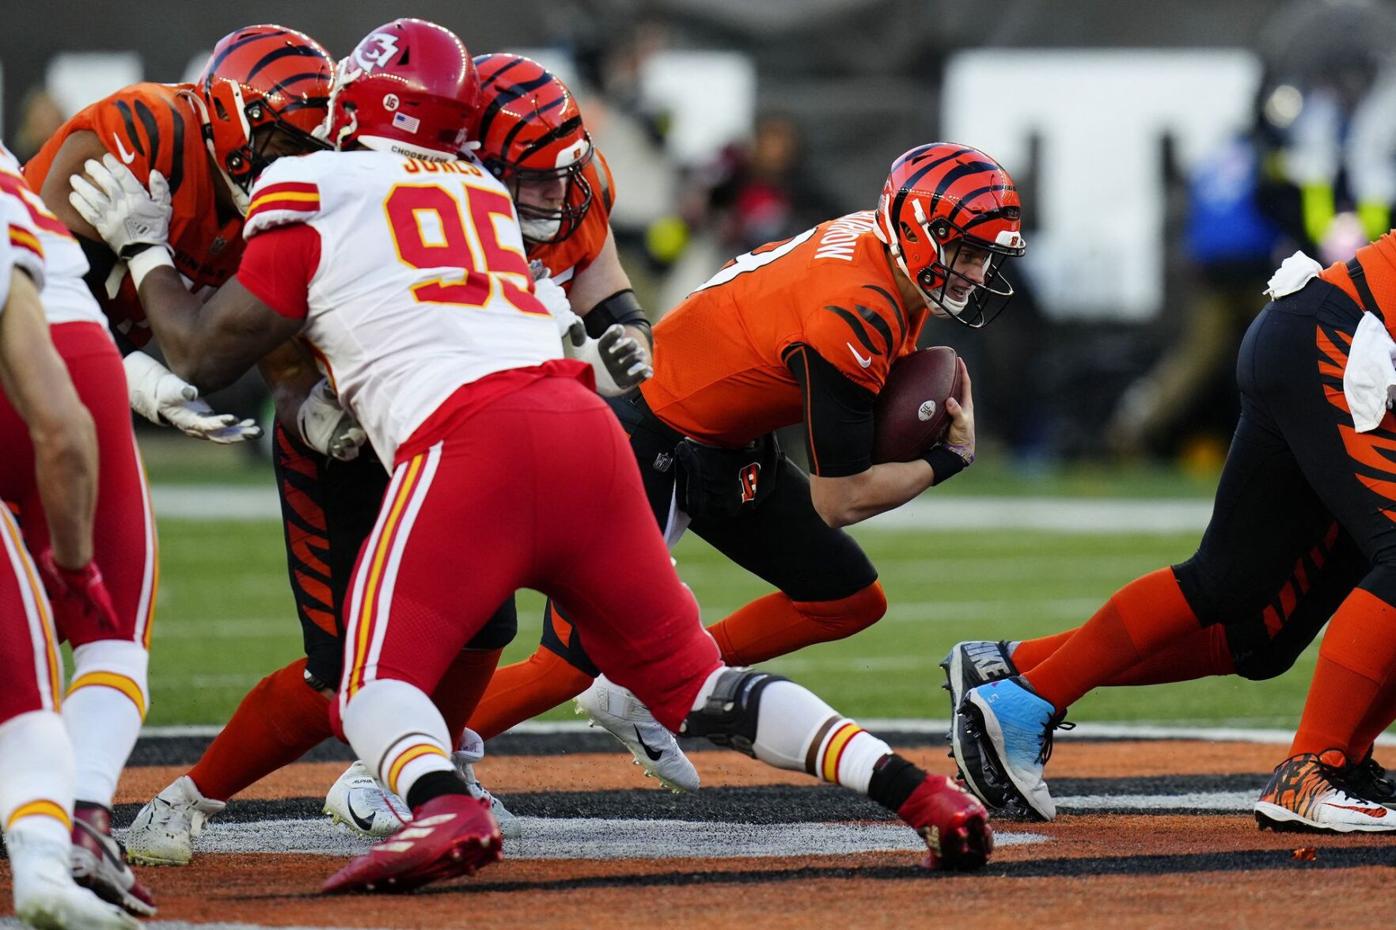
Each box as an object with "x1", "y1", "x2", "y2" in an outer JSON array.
[{"x1": 243, "y1": 149, "x2": 560, "y2": 465}]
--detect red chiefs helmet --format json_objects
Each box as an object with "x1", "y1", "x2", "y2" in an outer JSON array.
[
  {"x1": 326, "y1": 19, "x2": 478, "y2": 162},
  {"x1": 873, "y1": 143, "x2": 1026, "y2": 327},
  {"x1": 471, "y1": 53, "x2": 594, "y2": 244},
  {"x1": 195, "y1": 25, "x2": 334, "y2": 213}
]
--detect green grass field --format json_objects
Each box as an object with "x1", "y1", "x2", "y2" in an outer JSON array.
[{"x1": 141, "y1": 509, "x2": 1317, "y2": 731}]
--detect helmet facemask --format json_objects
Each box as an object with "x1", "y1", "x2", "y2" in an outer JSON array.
[
  {"x1": 490, "y1": 137, "x2": 595, "y2": 244},
  {"x1": 896, "y1": 200, "x2": 1023, "y2": 329}
]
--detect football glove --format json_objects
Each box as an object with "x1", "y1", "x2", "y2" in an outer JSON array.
[
  {"x1": 37, "y1": 551, "x2": 119, "y2": 633},
  {"x1": 566, "y1": 323, "x2": 654, "y2": 397},
  {"x1": 123, "y1": 351, "x2": 262, "y2": 443},
  {"x1": 68, "y1": 154, "x2": 175, "y2": 287},
  {"x1": 297, "y1": 378, "x2": 368, "y2": 461}
]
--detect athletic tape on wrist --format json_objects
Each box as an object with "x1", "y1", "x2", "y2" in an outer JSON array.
[{"x1": 127, "y1": 246, "x2": 175, "y2": 291}]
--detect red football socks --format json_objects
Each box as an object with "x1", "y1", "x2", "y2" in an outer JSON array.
[
  {"x1": 430, "y1": 647, "x2": 504, "y2": 748},
  {"x1": 1012, "y1": 622, "x2": 1233, "y2": 686},
  {"x1": 1023, "y1": 568, "x2": 1198, "y2": 711},
  {"x1": 706, "y1": 583, "x2": 887, "y2": 666},
  {"x1": 187, "y1": 657, "x2": 331, "y2": 801},
  {"x1": 1291, "y1": 588, "x2": 1396, "y2": 758},
  {"x1": 466, "y1": 647, "x2": 594, "y2": 741}
]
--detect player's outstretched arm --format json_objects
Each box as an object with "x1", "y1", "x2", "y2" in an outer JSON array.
[
  {"x1": 0, "y1": 267, "x2": 98, "y2": 568},
  {"x1": 805, "y1": 358, "x2": 975, "y2": 528}
]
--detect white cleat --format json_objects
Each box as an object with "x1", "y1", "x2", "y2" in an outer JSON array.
[
  {"x1": 322, "y1": 760, "x2": 411, "y2": 838},
  {"x1": 122, "y1": 776, "x2": 226, "y2": 867},
  {"x1": 575, "y1": 675, "x2": 699, "y2": 793},
  {"x1": 453, "y1": 728, "x2": 520, "y2": 839},
  {"x1": 9, "y1": 832, "x2": 140, "y2": 930}
]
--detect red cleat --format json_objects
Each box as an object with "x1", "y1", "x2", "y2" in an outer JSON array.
[
  {"x1": 897, "y1": 773, "x2": 993, "y2": 871},
  {"x1": 71, "y1": 802, "x2": 157, "y2": 916},
  {"x1": 322, "y1": 795, "x2": 502, "y2": 894}
]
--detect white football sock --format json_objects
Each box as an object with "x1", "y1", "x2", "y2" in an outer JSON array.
[
  {"x1": 0, "y1": 710, "x2": 75, "y2": 846},
  {"x1": 341, "y1": 679, "x2": 455, "y2": 803},
  {"x1": 689, "y1": 668, "x2": 894, "y2": 795},
  {"x1": 63, "y1": 640, "x2": 148, "y2": 807}
]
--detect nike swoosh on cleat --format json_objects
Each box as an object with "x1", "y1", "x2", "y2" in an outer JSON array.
[
  {"x1": 1327, "y1": 803, "x2": 1390, "y2": 818},
  {"x1": 345, "y1": 794, "x2": 378, "y2": 832},
  {"x1": 632, "y1": 725, "x2": 664, "y2": 762}
]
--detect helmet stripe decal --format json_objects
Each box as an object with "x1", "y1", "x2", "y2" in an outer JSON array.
[
  {"x1": 133, "y1": 99, "x2": 162, "y2": 174},
  {"x1": 477, "y1": 54, "x2": 528, "y2": 88},
  {"x1": 113, "y1": 100, "x2": 146, "y2": 157},
  {"x1": 822, "y1": 305, "x2": 882, "y2": 356},
  {"x1": 475, "y1": 73, "x2": 554, "y2": 142},
  {"x1": 205, "y1": 28, "x2": 291, "y2": 80},
  {"x1": 888, "y1": 147, "x2": 976, "y2": 237},
  {"x1": 927, "y1": 161, "x2": 1001, "y2": 215},
  {"x1": 246, "y1": 44, "x2": 332, "y2": 83},
  {"x1": 261, "y1": 71, "x2": 334, "y2": 101},
  {"x1": 508, "y1": 109, "x2": 577, "y2": 162},
  {"x1": 163, "y1": 98, "x2": 185, "y2": 195},
  {"x1": 861, "y1": 285, "x2": 906, "y2": 342}
]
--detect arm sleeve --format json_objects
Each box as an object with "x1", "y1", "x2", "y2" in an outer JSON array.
[
  {"x1": 236, "y1": 222, "x2": 320, "y2": 320},
  {"x1": 784, "y1": 342, "x2": 876, "y2": 477}
]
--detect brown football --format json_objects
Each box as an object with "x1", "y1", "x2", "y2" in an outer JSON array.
[{"x1": 871, "y1": 346, "x2": 963, "y2": 464}]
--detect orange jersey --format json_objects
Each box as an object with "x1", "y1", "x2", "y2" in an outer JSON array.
[
  {"x1": 641, "y1": 210, "x2": 925, "y2": 447},
  {"x1": 25, "y1": 83, "x2": 245, "y2": 347},
  {"x1": 1320, "y1": 233, "x2": 1396, "y2": 336},
  {"x1": 528, "y1": 149, "x2": 615, "y2": 293}
]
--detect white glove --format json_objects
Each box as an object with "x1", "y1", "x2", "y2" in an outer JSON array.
[
  {"x1": 123, "y1": 351, "x2": 262, "y2": 443},
  {"x1": 567, "y1": 323, "x2": 654, "y2": 397},
  {"x1": 68, "y1": 154, "x2": 171, "y2": 257},
  {"x1": 297, "y1": 378, "x2": 368, "y2": 461},
  {"x1": 534, "y1": 275, "x2": 585, "y2": 345}
]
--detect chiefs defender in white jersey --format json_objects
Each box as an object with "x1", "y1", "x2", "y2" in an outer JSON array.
[
  {"x1": 0, "y1": 145, "x2": 141, "y2": 929},
  {"x1": 0, "y1": 147, "x2": 157, "y2": 918},
  {"x1": 71, "y1": 19, "x2": 993, "y2": 893}
]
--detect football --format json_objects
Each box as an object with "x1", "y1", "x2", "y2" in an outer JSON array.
[{"x1": 871, "y1": 346, "x2": 964, "y2": 464}]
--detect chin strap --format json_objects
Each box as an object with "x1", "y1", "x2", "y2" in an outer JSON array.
[{"x1": 185, "y1": 90, "x2": 251, "y2": 216}]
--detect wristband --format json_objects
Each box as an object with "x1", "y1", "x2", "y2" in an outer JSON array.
[
  {"x1": 924, "y1": 443, "x2": 974, "y2": 486},
  {"x1": 125, "y1": 245, "x2": 175, "y2": 291}
]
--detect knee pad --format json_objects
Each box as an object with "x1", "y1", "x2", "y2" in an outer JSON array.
[
  {"x1": 679, "y1": 668, "x2": 788, "y2": 757},
  {"x1": 793, "y1": 581, "x2": 887, "y2": 641}
]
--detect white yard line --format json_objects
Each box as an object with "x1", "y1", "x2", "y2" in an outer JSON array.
[
  {"x1": 138, "y1": 719, "x2": 1396, "y2": 746},
  {"x1": 117, "y1": 817, "x2": 1045, "y2": 860},
  {"x1": 153, "y1": 485, "x2": 1213, "y2": 534}
]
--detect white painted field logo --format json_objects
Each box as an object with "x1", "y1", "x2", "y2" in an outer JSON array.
[{"x1": 918, "y1": 400, "x2": 937, "y2": 421}]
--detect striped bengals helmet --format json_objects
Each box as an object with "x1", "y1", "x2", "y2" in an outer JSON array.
[
  {"x1": 471, "y1": 54, "x2": 594, "y2": 244},
  {"x1": 874, "y1": 143, "x2": 1026, "y2": 327},
  {"x1": 195, "y1": 25, "x2": 334, "y2": 213}
]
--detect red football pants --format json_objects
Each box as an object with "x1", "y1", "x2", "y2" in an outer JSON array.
[
  {"x1": 0, "y1": 506, "x2": 63, "y2": 721},
  {"x1": 337, "y1": 375, "x2": 720, "y2": 732},
  {"x1": 0, "y1": 322, "x2": 155, "y2": 647}
]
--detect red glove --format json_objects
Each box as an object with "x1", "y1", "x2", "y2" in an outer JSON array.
[{"x1": 37, "y1": 552, "x2": 119, "y2": 633}]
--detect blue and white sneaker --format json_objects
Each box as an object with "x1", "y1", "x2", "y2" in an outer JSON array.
[
  {"x1": 940, "y1": 640, "x2": 1018, "y2": 718},
  {"x1": 953, "y1": 677, "x2": 1063, "y2": 821}
]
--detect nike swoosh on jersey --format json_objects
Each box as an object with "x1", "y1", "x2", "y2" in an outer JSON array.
[
  {"x1": 112, "y1": 134, "x2": 137, "y2": 165},
  {"x1": 846, "y1": 342, "x2": 873, "y2": 369}
]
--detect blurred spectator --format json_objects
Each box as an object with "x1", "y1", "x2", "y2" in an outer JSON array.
[
  {"x1": 11, "y1": 87, "x2": 66, "y2": 163},
  {"x1": 1108, "y1": 0, "x2": 1396, "y2": 460},
  {"x1": 699, "y1": 113, "x2": 837, "y2": 254}
]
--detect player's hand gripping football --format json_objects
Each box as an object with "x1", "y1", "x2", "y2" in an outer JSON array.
[
  {"x1": 37, "y1": 550, "x2": 120, "y2": 633},
  {"x1": 124, "y1": 351, "x2": 263, "y2": 443},
  {"x1": 942, "y1": 358, "x2": 975, "y2": 463},
  {"x1": 68, "y1": 153, "x2": 172, "y2": 258},
  {"x1": 298, "y1": 378, "x2": 369, "y2": 461}
]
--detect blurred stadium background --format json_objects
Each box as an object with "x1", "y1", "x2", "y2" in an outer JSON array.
[{"x1": 2, "y1": 0, "x2": 1386, "y2": 729}]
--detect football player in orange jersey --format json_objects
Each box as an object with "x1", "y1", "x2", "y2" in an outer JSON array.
[
  {"x1": 467, "y1": 144, "x2": 1027, "y2": 788},
  {"x1": 121, "y1": 52, "x2": 655, "y2": 861},
  {"x1": 950, "y1": 233, "x2": 1396, "y2": 832},
  {"x1": 26, "y1": 23, "x2": 332, "y2": 442},
  {"x1": 20, "y1": 24, "x2": 334, "y2": 879}
]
